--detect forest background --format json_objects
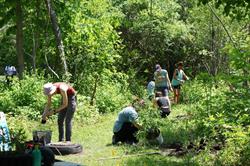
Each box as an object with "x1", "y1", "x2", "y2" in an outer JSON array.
[{"x1": 0, "y1": 0, "x2": 249, "y2": 165}]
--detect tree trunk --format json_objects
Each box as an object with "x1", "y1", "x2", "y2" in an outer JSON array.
[
  {"x1": 90, "y1": 76, "x2": 99, "y2": 106},
  {"x1": 32, "y1": 0, "x2": 41, "y2": 74},
  {"x1": 44, "y1": 0, "x2": 68, "y2": 78},
  {"x1": 16, "y1": 0, "x2": 24, "y2": 79},
  {"x1": 210, "y1": 10, "x2": 217, "y2": 76}
]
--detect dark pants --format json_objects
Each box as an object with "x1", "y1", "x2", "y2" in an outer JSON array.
[
  {"x1": 160, "y1": 107, "x2": 170, "y2": 118},
  {"x1": 58, "y1": 95, "x2": 77, "y2": 141},
  {"x1": 113, "y1": 122, "x2": 138, "y2": 144},
  {"x1": 155, "y1": 86, "x2": 168, "y2": 96},
  {"x1": 173, "y1": 84, "x2": 181, "y2": 89}
]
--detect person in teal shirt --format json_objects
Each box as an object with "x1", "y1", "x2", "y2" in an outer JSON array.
[
  {"x1": 112, "y1": 98, "x2": 144, "y2": 145},
  {"x1": 154, "y1": 64, "x2": 173, "y2": 97},
  {"x1": 171, "y1": 61, "x2": 189, "y2": 104}
]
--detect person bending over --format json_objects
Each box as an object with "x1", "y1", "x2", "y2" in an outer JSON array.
[
  {"x1": 154, "y1": 91, "x2": 171, "y2": 118},
  {"x1": 112, "y1": 98, "x2": 144, "y2": 145},
  {"x1": 42, "y1": 82, "x2": 77, "y2": 142}
]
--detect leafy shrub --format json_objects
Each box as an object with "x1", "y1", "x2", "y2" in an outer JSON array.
[
  {"x1": 74, "y1": 95, "x2": 100, "y2": 124},
  {"x1": 0, "y1": 74, "x2": 47, "y2": 119},
  {"x1": 95, "y1": 81, "x2": 131, "y2": 113},
  {"x1": 6, "y1": 114, "x2": 29, "y2": 152},
  {"x1": 181, "y1": 78, "x2": 207, "y2": 104},
  {"x1": 137, "y1": 101, "x2": 164, "y2": 142},
  {"x1": 95, "y1": 70, "x2": 132, "y2": 113},
  {"x1": 184, "y1": 73, "x2": 250, "y2": 165}
]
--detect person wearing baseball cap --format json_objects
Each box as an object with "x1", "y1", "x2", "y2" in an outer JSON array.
[
  {"x1": 42, "y1": 82, "x2": 77, "y2": 142},
  {"x1": 154, "y1": 64, "x2": 173, "y2": 97}
]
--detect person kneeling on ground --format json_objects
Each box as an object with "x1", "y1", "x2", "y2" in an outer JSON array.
[
  {"x1": 154, "y1": 91, "x2": 171, "y2": 118},
  {"x1": 112, "y1": 98, "x2": 145, "y2": 145}
]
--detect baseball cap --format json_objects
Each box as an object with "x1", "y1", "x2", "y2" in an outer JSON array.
[{"x1": 155, "y1": 64, "x2": 161, "y2": 71}]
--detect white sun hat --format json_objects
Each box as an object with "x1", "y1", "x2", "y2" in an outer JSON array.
[{"x1": 43, "y1": 83, "x2": 56, "y2": 96}]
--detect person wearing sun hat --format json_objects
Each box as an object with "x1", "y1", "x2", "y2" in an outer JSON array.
[
  {"x1": 154, "y1": 64, "x2": 173, "y2": 97},
  {"x1": 42, "y1": 82, "x2": 77, "y2": 142}
]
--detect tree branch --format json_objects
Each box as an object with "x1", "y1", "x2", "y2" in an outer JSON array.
[{"x1": 208, "y1": 4, "x2": 238, "y2": 50}]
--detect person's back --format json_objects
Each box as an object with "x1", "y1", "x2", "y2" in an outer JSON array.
[
  {"x1": 155, "y1": 92, "x2": 170, "y2": 118},
  {"x1": 154, "y1": 69, "x2": 168, "y2": 88},
  {"x1": 113, "y1": 106, "x2": 138, "y2": 133}
]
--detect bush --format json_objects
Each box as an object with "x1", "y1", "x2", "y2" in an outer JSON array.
[
  {"x1": 95, "y1": 70, "x2": 133, "y2": 113},
  {"x1": 0, "y1": 74, "x2": 47, "y2": 119}
]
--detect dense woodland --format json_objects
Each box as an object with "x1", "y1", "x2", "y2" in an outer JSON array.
[{"x1": 0, "y1": 0, "x2": 249, "y2": 165}]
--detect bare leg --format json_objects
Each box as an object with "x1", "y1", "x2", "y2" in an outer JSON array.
[
  {"x1": 173, "y1": 89, "x2": 178, "y2": 104},
  {"x1": 176, "y1": 89, "x2": 180, "y2": 103}
]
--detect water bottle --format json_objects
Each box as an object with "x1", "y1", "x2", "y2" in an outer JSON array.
[{"x1": 32, "y1": 144, "x2": 42, "y2": 166}]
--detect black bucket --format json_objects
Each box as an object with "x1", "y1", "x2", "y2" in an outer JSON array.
[{"x1": 33, "y1": 130, "x2": 52, "y2": 145}]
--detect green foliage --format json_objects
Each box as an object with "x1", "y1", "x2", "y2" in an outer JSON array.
[
  {"x1": 65, "y1": 0, "x2": 123, "y2": 88},
  {"x1": 199, "y1": 0, "x2": 250, "y2": 19},
  {"x1": 95, "y1": 70, "x2": 132, "y2": 113},
  {"x1": 73, "y1": 95, "x2": 100, "y2": 123},
  {"x1": 116, "y1": 0, "x2": 192, "y2": 77},
  {"x1": 182, "y1": 72, "x2": 250, "y2": 165},
  {"x1": 137, "y1": 101, "x2": 163, "y2": 142},
  {"x1": 181, "y1": 78, "x2": 207, "y2": 104},
  {"x1": 0, "y1": 74, "x2": 47, "y2": 119},
  {"x1": 7, "y1": 114, "x2": 29, "y2": 152}
]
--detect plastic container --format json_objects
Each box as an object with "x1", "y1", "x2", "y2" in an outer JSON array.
[
  {"x1": 156, "y1": 133, "x2": 164, "y2": 145},
  {"x1": 33, "y1": 130, "x2": 52, "y2": 145},
  {"x1": 32, "y1": 144, "x2": 41, "y2": 166}
]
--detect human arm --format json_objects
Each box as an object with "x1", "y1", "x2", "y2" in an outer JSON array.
[
  {"x1": 129, "y1": 110, "x2": 143, "y2": 129},
  {"x1": 133, "y1": 121, "x2": 143, "y2": 129},
  {"x1": 165, "y1": 72, "x2": 173, "y2": 91},
  {"x1": 42, "y1": 84, "x2": 69, "y2": 120},
  {"x1": 42, "y1": 96, "x2": 53, "y2": 120},
  {"x1": 182, "y1": 70, "x2": 189, "y2": 81}
]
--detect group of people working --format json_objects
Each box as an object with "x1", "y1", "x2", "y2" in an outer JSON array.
[
  {"x1": 112, "y1": 61, "x2": 189, "y2": 145},
  {"x1": 40, "y1": 62, "x2": 188, "y2": 145},
  {"x1": 149, "y1": 61, "x2": 189, "y2": 104}
]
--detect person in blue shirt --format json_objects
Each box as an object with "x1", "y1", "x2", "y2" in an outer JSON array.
[
  {"x1": 147, "y1": 80, "x2": 155, "y2": 100},
  {"x1": 171, "y1": 61, "x2": 189, "y2": 104},
  {"x1": 154, "y1": 64, "x2": 173, "y2": 97},
  {"x1": 112, "y1": 98, "x2": 144, "y2": 145}
]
